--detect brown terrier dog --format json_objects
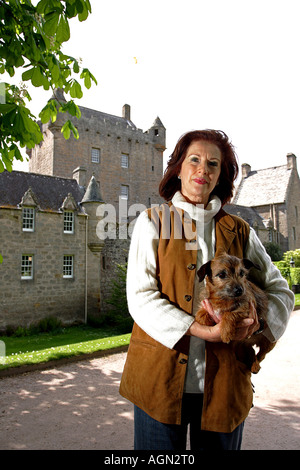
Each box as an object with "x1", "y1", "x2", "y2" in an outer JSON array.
[{"x1": 195, "y1": 253, "x2": 275, "y2": 373}]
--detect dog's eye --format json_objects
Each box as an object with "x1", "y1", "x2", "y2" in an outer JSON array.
[
  {"x1": 240, "y1": 270, "x2": 245, "y2": 277},
  {"x1": 216, "y1": 271, "x2": 227, "y2": 279}
]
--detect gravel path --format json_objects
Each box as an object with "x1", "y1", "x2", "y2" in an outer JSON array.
[{"x1": 0, "y1": 311, "x2": 299, "y2": 450}]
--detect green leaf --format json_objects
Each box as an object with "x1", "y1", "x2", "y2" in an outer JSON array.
[
  {"x1": 61, "y1": 120, "x2": 71, "y2": 139},
  {"x1": 80, "y1": 68, "x2": 97, "y2": 89},
  {"x1": 73, "y1": 60, "x2": 80, "y2": 74},
  {"x1": 31, "y1": 67, "x2": 44, "y2": 87},
  {"x1": 44, "y1": 11, "x2": 60, "y2": 36},
  {"x1": 69, "y1": 80, "x2": 83, "y2": 98},
  {"x1": 0, "y1": 103, "x2": 17, "y2": 114},
  {"x1": 0, "y1": 253, "x2": 3, "y2": 264},
  {"x1": 22, "y1": 67, "x2": 34, "y2": 82},
  {"x1": 2, "y1": 154, "x2": 13, "y2": 172},
  {"x1": 36, "y1": 0, "x2": 50, "y2": 14},
  {"x1": 39, "y1": 100, "x2": 58, "y2": 124},
  {"x1": 56, "y1": 14, "x2": 70, "y2": 43},
  {"x1": 61, "y1": 119, "x2": 79, "y2": 139}
]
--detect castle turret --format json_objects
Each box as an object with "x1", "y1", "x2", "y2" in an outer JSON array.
[
  {"x1": 149, "y1": 116, "x2": 166, "y2": 151},
  {"x1": 81, "y1": 176, "x2": 105, "y2": 253}
]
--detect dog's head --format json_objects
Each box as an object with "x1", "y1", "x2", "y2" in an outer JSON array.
[{"x1": 197, "y1": 254, "x2": 261, "y2": 299}]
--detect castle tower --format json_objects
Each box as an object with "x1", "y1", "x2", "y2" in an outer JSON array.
[
  {"x1": 80, "y1": 176, "x2": 105, "y2": 317},
  {"x1": 27, "y1": 97, "x2": 166, "y2": 210}
]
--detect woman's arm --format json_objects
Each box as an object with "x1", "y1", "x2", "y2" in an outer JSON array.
[{"x1": 245, "y1": 228, "x2": 294, "y2": 341}]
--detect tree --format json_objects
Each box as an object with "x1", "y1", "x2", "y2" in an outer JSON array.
[{"x1": 0, "y1": 0, "x2": 97, "y2": 173}]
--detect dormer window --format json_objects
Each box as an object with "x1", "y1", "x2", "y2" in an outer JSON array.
[
  {"x1": 64, "y1": 211, "x2": 74, "y2": 233},
  {"x1": 22, "y1": 207, "x2": 35, "y2": 232}
]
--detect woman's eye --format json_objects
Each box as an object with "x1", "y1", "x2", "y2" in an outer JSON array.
[
  {"x1": 209, "y1": 160, "x2": 219, "y2": 167},
  {"x1": 190, "y1": 156, "x2": 199, "y2": 163}
]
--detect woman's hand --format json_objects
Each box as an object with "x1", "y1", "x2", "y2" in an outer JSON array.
[{"x1": 187, "y1": 300, "x2": 260, "y2": 342}]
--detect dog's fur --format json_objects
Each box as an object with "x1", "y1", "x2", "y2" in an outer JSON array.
[{"x1": 195, "y1": 253, "x2": 276, "y2": 373}]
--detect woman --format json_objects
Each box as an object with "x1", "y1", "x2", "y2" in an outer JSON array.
[{"x1": 119, "y1": 130, "x2": 294, "y2": 450}]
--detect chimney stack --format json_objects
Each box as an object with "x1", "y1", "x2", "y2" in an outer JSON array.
[
  {"x1": 73, "y1": 166, "x2": 87, "y2": 187},
  {"x1": 287, "y1": 153, "x2": 296, "y2": 170},
  {"x1": 122, "y1": 104, "x2": 131, "y2": 121},
  {"x1": 241, "y1": 163, "x2": 251, "y2": 178}
]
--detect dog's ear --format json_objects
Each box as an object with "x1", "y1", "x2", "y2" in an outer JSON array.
[
  {"x1": 242, "y1": 259, "x2": 261, "y2": 271},
  {"x1": 197, "y1": 261, "x2": 212, "y2": 282}
]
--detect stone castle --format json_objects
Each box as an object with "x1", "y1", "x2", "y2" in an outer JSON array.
[{"x1": 0, "y1": 98, "x2": 166, "y2": 330}]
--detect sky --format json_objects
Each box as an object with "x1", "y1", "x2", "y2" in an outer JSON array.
[{"x1": 11, "y1": 0, "x2": 300, "y2": 176}]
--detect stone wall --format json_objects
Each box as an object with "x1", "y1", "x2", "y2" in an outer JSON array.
[
  {"x1": 286, "y1": 168, "x2": 300, "y2": 250},
  {"x1": 0, "y1": 207, "x2": 91, "y2": 330},
  {"x1": 253, "y1": 203, "x2": 289, "y2": 252}
]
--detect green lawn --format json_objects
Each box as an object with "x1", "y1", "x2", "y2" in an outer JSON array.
[{"x1": 0, "y1": 325, "x2": 131, "y2": 371}]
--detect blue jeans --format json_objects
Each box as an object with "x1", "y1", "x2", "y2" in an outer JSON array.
[{"x1": 134, "y1": 393, "x2": 244, "y2": 450}]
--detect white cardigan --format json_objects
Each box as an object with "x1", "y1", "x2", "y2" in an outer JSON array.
[{"x1": 126, "y1": 192, "x2": 294, "y2": 393}]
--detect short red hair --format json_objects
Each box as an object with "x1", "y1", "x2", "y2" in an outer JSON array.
[{"x1": 159, "y1": 130, "x2": 239, "y2": 205}]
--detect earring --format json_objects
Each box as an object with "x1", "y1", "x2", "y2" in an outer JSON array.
[{"x1": 178, "y1": 175, "x2": 181, "y2": 180}]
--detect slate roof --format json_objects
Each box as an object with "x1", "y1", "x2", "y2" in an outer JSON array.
[
  {"x1": 233, "y1": 165, "x2": 292, "y2": 207},
  {"x1": 81, "y1": 176, "x2": 104, "y2": 203},
  {"x1": 78, "y1": 105, "x2": 138, "y2": 130},
  {"x1": 0, "y1": 170, "x2": 85, "y2": 213},
  {"x1": 224, "y1": 203, "x2": 266, "y2": 229}
]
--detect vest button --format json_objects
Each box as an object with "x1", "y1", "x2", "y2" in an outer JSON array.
[
  {"x1": 179, "y1": 358, "x2": 187, "y2": 364},
  {"x1": 184, "y1": 295, "x2": 192, "y2": 302},
  {"x1": 187, "y1": 263, "x2": 196, "y2": 270}
]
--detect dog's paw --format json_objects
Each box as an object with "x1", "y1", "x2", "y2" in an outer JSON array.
[
  {"x1": 220, "y1": 331, "x2": 233, "y2": 344},
  {"x1": 220, "y1": 324, "x2": 235, "y2": 343}
]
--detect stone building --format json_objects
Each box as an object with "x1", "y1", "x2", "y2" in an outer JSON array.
[
  {"x1": 0, "y1": 171, "x2": 106, "y2": 330},
  {"x1": 232, "y1": 153, "x2": 300, "y2": 252},
  {"x1": 0, "y1": 101, "x2": 166, "y2": 330},
  {"x1": 28, "y1": 92, "x2": 166, "y2": 212}
]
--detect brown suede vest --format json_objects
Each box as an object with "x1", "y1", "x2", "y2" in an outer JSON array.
[{"x1": 119, "y1": 203, "x2": 252, "y2": 432}]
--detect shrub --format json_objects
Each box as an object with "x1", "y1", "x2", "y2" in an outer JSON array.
[
  {"x1": 283, "y1": 249, "x2": 300, "y2": 267},
  {"x1": 264, "y1": 242, "x2": 283, "y2": 261},
  {"x1": 105, "y1": 263, "x2": 129, "y2": 317},
  {"x1": 273, "y1": 261, "x2": 291, "y2": 283},
  {"x1": 291, "y1": 268, "x2": 300, "y2": 285},
  {"x1": 101, "y1": 262, "x2": 133, "y2": 333}
]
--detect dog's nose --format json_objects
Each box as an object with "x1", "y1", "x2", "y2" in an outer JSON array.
[{"x1": 233, "y1": 285, "x2": 243, "y2": 297}]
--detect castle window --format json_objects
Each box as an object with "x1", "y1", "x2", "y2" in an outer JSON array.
[
  {"x1": 154, "y1": 129, "x2": 159, "y2": 136},
  {"x1": 22, "y1": 207, "x2": 35, "y2": 232},
  {"x1": 91, "y1": 148, "x2": 100, "y2": 163},
  {"x1": 292, "y1": 227, "x2": 296, "y2": 241},
  {"x1": 121, "y1": 153, "x2": 129, "y2": 168},
  {"x1": 64, "y1": 211, "x2": 74, "y2": 234},
  {"x1": 63, "y1": 255, "x2": 74, "y2": 278},
  {"x1": 120, "y1": 185, "x2": 129, "y2": 200},
  {"x1": 21, "y1": 255, "x2": 33, "y2": 280}
]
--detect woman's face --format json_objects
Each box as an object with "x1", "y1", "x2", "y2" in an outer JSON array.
[{"x1": 178, "y1": 140, "x2": 222, "y2": 206}]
